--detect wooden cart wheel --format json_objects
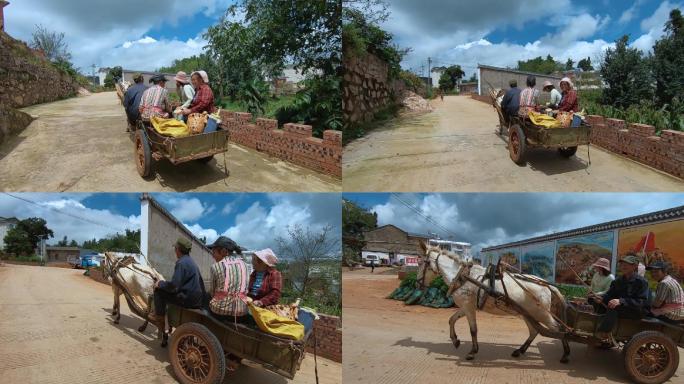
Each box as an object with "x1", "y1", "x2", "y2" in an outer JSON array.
[
  {"x1": 558, "y1": 146, "x2": 578, "y2": 158},
  {"x1": 169, "y1": 322, "x2": 226, "y2": 384},
  {"x1": 134, "y1": 130, "x2": 152, "y2": 178},
  {"x1": 508, "y1": 124, "x2": 527, "y2": 165},
  {"x1": 197, "y1": 155, "x2": 214, "y2": 164},
  {"x1": 623, "y1": 331, "x2": 679, "y2": 384}
]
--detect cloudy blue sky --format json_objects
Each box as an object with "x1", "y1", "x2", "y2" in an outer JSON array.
[
  {"x1": 0, "y1": 193, "x2": 341, "y2": 251},
  {"x1": 3, "y1": 0, "x2": 238, "y2": 72},
  {"x1": 380, "y1": 0, "x2": 682, "y2": 77},
  {"x1": 344, "y1": 193, "x2": 684, "y2": 254}
]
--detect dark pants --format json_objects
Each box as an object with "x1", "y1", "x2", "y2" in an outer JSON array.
[
  {"x1": 153, "y1": 288, "x2": 184, "y2": 316},
  {"x1": 597, "y1": 305, "x2": 644, "y2": 332},
  {"x1": 211, "y1": 312, "x2": 254, "y2": 325}
]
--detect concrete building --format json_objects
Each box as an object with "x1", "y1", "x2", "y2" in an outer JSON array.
[
  {"x1": 0, "y1": 216, "x2": 18, "y2": 251},
  {"x1": 477, "y1": 64, "x2": 563, "y2": 102},
  {"x1": 0, "y1": 1, "x2": 9, "y2": 32},
  {"x1": 482, "y1": 205, "x2": 684, "y2": 285},
  {"x1": 459, "y1": 81, "x2": 478, "y2": 94},
  {"x1": 46, "y1": 246, "x2": 79, "y2": 263},
  {"x1": 362, "y1": 224, "x2": 430, "y2": 266}
]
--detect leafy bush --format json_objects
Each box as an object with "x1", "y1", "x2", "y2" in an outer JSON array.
[{"x1": 275, "y1": 76, "x2": 342, "y2": 136}]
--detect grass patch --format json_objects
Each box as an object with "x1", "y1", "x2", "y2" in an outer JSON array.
[
  {"x1": 218, "y1": 95, "x2": 296, "y2": 119},
  {"x1": 343, "y1": 103, "x2": 401, "y2": 145}
]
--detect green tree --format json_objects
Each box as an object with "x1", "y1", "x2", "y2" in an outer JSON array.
[
  {"x1": 565, "y1": 58, "x2": 574, "y2": 70},
  {"x1": 342, "y1": 199, "x2": 377, "y2": 265},
  {"x1": 517, "y1": 55, "x2": 564, "y2": 74},
  {"x1": 600, "y1": 35, "x2": 654, "y2": 108},
  {"x1": 3, "y1": 218, "x2": 54, "y2": 256},
  {"x1": 69, "y1": 239, "x2": 79, "y2": 247},
  {"x1": 157, "y1": 54, "x2": 213, "y2": 75},
  {"x1": 652, "y1": 9, "x2": 684, "y2": 105},
  {"x1": 467, "y1": 73, "x2": 477, "y2": 83},
  {"x1": 57, "y1": 235, "x2": 68, "y2": 246},
  {"x1": 438, "y1": 65, "x2": 465, "y2": 91},
  {"x1": 577, "y1": 57, "x2": 594, "y2": 71},
  {"x1": 103, "y1": 66, "x2": 123, "y2": 88},
  {"x1": 81, "y1": 229, "x2": 140, "y2": 253}
]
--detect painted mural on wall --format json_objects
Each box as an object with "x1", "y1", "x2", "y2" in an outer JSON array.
[
  {"x1": 521, "y1": 242, "x2": 555, "y2": 281},
  {"x1": 485, "y1": 248, "x2": 522, "y2": 272},
  {"x1": 618, "y1": 219, "x2": 684, "y2": 282},
  {"x1": 555, "y1": 231, "x2": 614, "y2": 285}
]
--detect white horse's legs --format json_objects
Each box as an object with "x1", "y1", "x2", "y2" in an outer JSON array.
[
  {"x1": 448, "y1": 308, "x2": 467, "y2": 349},
  {"x1": 463, "y1": 304, "x2": 478, "y2": 360},
  {"x1": 112, "y1": 285, "x2": 121, "y2": 324},
  {"x1": 512, "y1": 319, "x2": 538, "y2": 357}
]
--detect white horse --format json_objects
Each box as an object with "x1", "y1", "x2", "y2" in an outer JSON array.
[
  {"x1": 102, "y1": 253, "x2": 166, "y2": 341},
  {"x1": 416, "y1": 242, "x2": 571, "y2": 363}
]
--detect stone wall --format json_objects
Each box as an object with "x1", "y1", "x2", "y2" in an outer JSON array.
[
  {"x1": 586, "y1": 115, "x2": 684, "y2": 179},
  {"x1": 219, "y1": 111, "x2": 342, "y2": 178},
  {"x1": 306, "y1": 314, "x2": 342, "y2": 363},
  {"x1": 0, "y1": 105, "x2": 33, "y2": 145},
  {"x1": 343, "y1": 49, "x2": 393, "y2": 125},
  {"x1": 0, "y1": 31, "x2": 79, "y2": 109}
]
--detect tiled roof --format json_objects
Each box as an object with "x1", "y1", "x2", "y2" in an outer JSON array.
[
  {"x1": 482, "y1": 205, "x2": 684, "y2": 252},
  {"x1": 478, "y1": 64, "x2": 563, "y2": 80}
]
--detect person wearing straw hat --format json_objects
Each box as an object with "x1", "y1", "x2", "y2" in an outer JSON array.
[
  {"x1": 587, "y1": 257, "x2": 615, "y2": 312},
  {"x1": 174, "y1": 71, "x2": 195, "y2": 119},
  {"x1": 248, "y1": 248, "x2": 282, "y2": 307},
  {"x1": 139, "y1": 74, "x2": 172, "y2": 121},
  {"x1": 594, "y1": 255, "x2": 650, "y2": 340},
  {"x1": 647, "y1": 261, "x2": 684, "y2": 324},
  {"x1": 542, "y1": 80, "x2": 562, "y2": 109},
  {"x1": 123, "y1": 73, "x2": 148, "y2": 130},
  {"x1": 558, "y1": 77, "x2": 578, "y2": 112},
  {"x1": 148, "y1": 238, "x2": 205, "y2": 329}
]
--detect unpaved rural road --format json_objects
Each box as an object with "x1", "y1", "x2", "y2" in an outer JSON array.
[
  {"x1": 0, "y1": 264, "x2": 341, "y2": 384},
  {"x1": 343, "y1": 268, "x2": 684, "y2": 384},
  {"x1": 343, "y1": 96, "x2": 684, "y2": 192},
  {"x1": 0, "y1": 92, "x2": 340, "y2": 192}
]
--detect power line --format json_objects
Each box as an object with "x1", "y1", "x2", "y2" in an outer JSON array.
[{"x1": 389, "y1": 193, "x2": 459, "y2": 240}]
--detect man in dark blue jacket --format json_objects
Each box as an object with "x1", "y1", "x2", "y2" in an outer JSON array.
[
  {"x1": 593, "y1": 255, "x2": 650, "y2": 339},
  {"x1": 122, "y1": 73, "x2": 147, "y2": 131},
  {"x1": 148, "y1": 238, "x2": 204, "y2": 327},
  {"x1": 500, "y1": 79, "x2": 521, "y2": 123}
]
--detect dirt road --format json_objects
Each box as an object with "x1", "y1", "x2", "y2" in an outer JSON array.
[
  {"x1": 343, "y1": 96, "x2": 684, "y2": 192},
  {"x1": 0, "y1": 92, "x2": 340, "y2": 192},
  {"x1": 342, "y1": 268, "x2": 684, "y2": 384},
  {"x1": 0, "y1": 264, "x2": 340, "y2": 384}
]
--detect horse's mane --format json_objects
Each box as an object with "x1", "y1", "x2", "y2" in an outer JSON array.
[{"x1": 427, "y1": 245, "x2": 466, "y2": 264}]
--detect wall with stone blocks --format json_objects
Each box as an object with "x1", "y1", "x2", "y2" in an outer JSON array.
[
  {"x1": 306, "y1": 314, "x2": 342, "y2": 363},
  {"x1": 586, "y1": 115, "x2": 684, "y2": 179},
  {"x1": 219, "y1": 111, "x2": 342, "y2": 178},
  {"x1": 343, "y1": 49, "x2": 394, "y2": 125}
]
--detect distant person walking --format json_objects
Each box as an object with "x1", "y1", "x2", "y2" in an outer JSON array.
[{"x1": 370, "y1": 259, "x2": 375, "y2": 273}]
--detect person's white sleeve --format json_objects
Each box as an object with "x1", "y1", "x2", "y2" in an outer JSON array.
[{"x1": 180, "y1": 85, "x2": 195, "y2": 109}]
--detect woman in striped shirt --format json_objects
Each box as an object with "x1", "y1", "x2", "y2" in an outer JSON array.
[
  {"x1": 647, "y1": 261, "x2": 684, "y2": 323},
  {"x1": 207, "y1": 236, "x2": 249, "y2": 320}
]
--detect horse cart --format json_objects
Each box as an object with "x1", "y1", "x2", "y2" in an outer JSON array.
[
  {"x1": 462, "y1": 270, "x2": 683, "y2": 384},
  {"x1": 132, "y1": 119, "x2": 229, "y2": 178},
  {"x1": 165, "y1": 304, "x2": 318, "y2": 384},
  {"x1": 489, "y1": 89, "x2": 592, "y2": 165},
  {"x1": 115, "y1": 83, "x2": 230, "y2": 178}
]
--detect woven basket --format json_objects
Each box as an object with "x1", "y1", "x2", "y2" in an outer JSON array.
[
  {"x1": 187, "y1": 113, "x2": 208, "y2": 134},
  {"x1": 556, "y1": 112, "x2": 573, "y2": 128}
]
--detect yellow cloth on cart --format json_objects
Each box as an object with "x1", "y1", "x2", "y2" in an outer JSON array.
[
  {"x1": 249, "y1": 303, "x2": 305, "y2": 341},
  {"x1": 528, "y1": 111, "x2": 561, "y2": 129},
  {"x1": 150, "y1": 116, "x2": 191, "y2": 137}
]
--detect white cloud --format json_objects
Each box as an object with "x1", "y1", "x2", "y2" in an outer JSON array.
[
  {"x1": 160, "y1": 196, "x2": 213, "y2": 223},
  {"x1": 3, "y1": 0, "x2": 227, "y2": 70},
  {"x1": 630, "y1": 1, "x2": 683, "y2": 53},
  {"x1": 0, "y1": 194, "x2": 140, "y2": 245}
]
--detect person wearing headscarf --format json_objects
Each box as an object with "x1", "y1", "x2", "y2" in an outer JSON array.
[
  {"x1": 558, "y1": 77, "x2": 578, "y2": 112},
  {"x1": 588, "y1": 258, "x2": 615, "y2": 298},
  {"x1": 139, "y1": 74, "x2": 172, "y2": 121},
  {"x1": 542, "y1": 81, "x2": 562, "y2": 109},
  {"x1": 248, "y1": 248, "x2": 282, "y2": 307},
  {"x1": 182, "y1": 70, "x2": 216, "y2": 116}
]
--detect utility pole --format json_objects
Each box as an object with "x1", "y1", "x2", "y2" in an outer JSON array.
[{"x1": 427, "y1": 57, "x2": 432, "y2": 94}]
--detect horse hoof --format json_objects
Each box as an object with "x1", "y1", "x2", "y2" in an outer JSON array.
[
  {"x1": 138, "y1": 325, "x2": 146, "y2": 332},
  {"x1": 465, "y1": 354, "x2": 474, "y2": 361},
  {"x1": 161, "y1": 340, "x2": 168, "y2": 348},
  {"x1": 512, "y1": 350, "x2": 521, "y2": 358},
  {"x1": 453, "y1": 339, "x2": 461, "y2": 349},
  {"x1": 560, "y1": 357, "x2": 569, "y2": 364},
  {"x1": 114, "y1": 320, "x2": 119, "y2": 324}
]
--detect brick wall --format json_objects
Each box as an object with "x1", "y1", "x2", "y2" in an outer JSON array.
[
  {"x1": 219, "y1": 111, "x2": 342, "y2": 178},
  {"x1": 306, "y1": 314, "x2": 341, "y2": 363},
  {"x1": 471, "y1": 94, "x2": 491, "y2": 104},
  {"x1": 586, "y1": 115, "x2": 684, "y2": 179}
]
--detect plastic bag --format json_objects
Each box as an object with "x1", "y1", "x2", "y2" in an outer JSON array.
[{"x1": 249, "y1": 303, "x2": 305, "y2": 341}]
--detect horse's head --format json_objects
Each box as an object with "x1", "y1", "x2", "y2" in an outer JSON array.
[{"x1": 416, "y1": 241, "x2": 441, "y2": 288}]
